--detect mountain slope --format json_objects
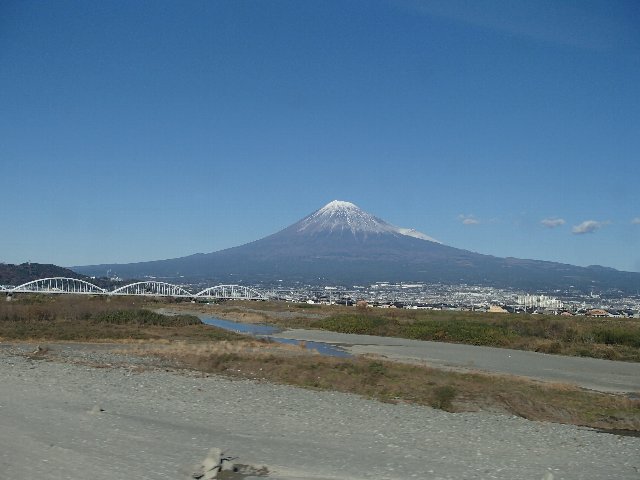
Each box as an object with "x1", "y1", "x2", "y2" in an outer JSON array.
[
  {"x1": 0, "y1": 263, "x2": 89, "y2": 286},
  {"x1": 73, "y1": 201, "x2": 640, "y2": 293}
]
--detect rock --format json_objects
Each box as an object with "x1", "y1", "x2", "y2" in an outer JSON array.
[
  {"x1": 88, "y1": 405, "x2": 105, "y2": 415},
  {"x1": 192, "y1": 448, "x2": 237, "y2": 479},
  {"x1": 32, "y1": 345, "x2": 48, "y2": 356}
]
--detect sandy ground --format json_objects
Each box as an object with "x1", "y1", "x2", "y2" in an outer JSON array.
[{"x1": 1, "y1": 344, "x2": 639, "y2": 480}]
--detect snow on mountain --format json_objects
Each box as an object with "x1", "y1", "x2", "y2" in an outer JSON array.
[
  {"x1": 296, "y1": 200, "x2": 394, "y2": 235},
  {"x1": 295, "y1": 200, "x2": 440, "y2": 242},
  {"x1": 396, "y1": 227, "x2": 441, "y2": 243}
]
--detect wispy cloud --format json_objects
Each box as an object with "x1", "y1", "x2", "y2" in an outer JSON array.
[
  {"x1": 632, "y1": 217, "x2": 640, "y2": 225},
  {"x1": 572, "y1": 220, "x2": 608, "y2": 235},
  {"x1": 540, "y1": 217, "x2": 565, "y2": 229},
  {"x1": 458, "y1": 214, "x2": 480, "y2": 225},
  {"x1": 401, "y1": 0, "x2": 630, "y2": 52}
]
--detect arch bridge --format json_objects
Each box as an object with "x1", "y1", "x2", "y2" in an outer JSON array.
[
  {"x1": 12, "y1": 277, "x2": 106, "y2": 295},
  {"x1": 5, "y1": 277, "x2": 269, "y2": 300},
  {"x1": 195, "y1": 285, "x2": 268, "y2": 300},
  {"x1": 111, "y1": 281, "x2": 193, "y2": 297}
]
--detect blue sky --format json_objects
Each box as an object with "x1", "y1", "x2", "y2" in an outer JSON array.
[{"x1": 1, "y1": 0, "x2": 639, "y2": 272}]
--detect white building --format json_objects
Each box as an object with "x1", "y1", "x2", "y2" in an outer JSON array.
[{"x1": 516, "y1": 294, "x2": 563, "y2": 309}]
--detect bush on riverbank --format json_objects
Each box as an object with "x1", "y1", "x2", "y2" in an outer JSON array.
[
  {"x1": 92, "y1": 309, "x2": 201, "y2": 326},
  {"x1": 313, "y1": 312, "x2": 640, "y2": 361},
  {"x1": 0, "y1": 295, "x2": 242, "y2": 341}
]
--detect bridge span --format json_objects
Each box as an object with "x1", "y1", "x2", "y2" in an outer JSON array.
[{"x1": 5, "y1": 277, "x2": 269, "y2": 301}]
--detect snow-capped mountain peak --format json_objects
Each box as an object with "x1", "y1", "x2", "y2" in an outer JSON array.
[
  {"x1": 296, "y1": 200, "x2": 391, "y2": 235},
  {"x1": 295, "y1": 200, "x2": 439, "y2": 242}
]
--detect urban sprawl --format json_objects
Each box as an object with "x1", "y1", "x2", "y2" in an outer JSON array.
[{"x1": 191, "y1": 281, "x2": 640, "y2": 318}]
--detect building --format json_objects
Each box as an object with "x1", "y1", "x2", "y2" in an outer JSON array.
[{"x1": 516, "y1": 294, "x2": 563, "y2": 310}]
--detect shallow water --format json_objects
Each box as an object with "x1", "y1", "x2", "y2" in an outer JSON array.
[
  {"x1": 201, "y1": 316, "x2": 280, "y2": 335},
  {"x1": 201, "y1": 316, "x2": 351, "y2": 358},
  {"x1": 264, "y1": 336, "x2": 352, "y2": 357}
]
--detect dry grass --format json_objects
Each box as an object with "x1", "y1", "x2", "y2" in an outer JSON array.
[
  {"x1": 139, "y1": 341, "x2": 640, "y2": 432},
  {"x1": 0, "y1": 294, "x2": 243, "y2": 342},
  {"x1": 122, "y1": 338, "x2": 316, "y2": 360},
  {"x1": 4, "y1": 296, "x2": 639, "y2": 432},
  {"x1": 185, "y1": 302, "x2": 640, "y2": 362}
]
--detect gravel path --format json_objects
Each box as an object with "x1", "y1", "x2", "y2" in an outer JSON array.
[
  {"x1": 271, "y1": 329, "x2": 640, "y2": 393},
  {"x1": 1, "y1": 344, "x2": 639, "y2": 480}
]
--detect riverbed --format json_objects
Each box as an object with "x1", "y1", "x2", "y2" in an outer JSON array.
[
  {"x1": 166, "y1": 309, "x2": 640, "y2": 393},
  {"x1": 200, "y1": 315, "x2": 352, "y2": 358},
  {"x1": 2, "y1": 345, "x2": 638, "y2": 479}
]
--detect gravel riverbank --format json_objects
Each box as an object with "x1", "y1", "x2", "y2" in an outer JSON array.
[{"x1": 1, "y1": 344, "x2": 639, "y2": 480}]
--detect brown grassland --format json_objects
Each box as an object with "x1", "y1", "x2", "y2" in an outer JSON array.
[
  {"x1": 192, "y1": 301, "x2": 640, "y2": 362},
  {"x1": 0, "y1": 294, "x2": 243, "y2": 342},
  {"x1": 1, "y1": 294, "x2": 639, "y2": 433}
]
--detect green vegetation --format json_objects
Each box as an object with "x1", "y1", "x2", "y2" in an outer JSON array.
[
  {"x1": 91, "y1": 309, "x2": 201, "y2": 327},
  {"x1": 591, "y1": 326, "x2": 640, "y2": 348},
  {"x1": 431, "y1": 385, "x2": 458, "y2": 410},
  {"x1": 0, "y1": 262, "x2": 83, "y2": 286},
  {"x1": 315, "y1": 315, "x2": 389, "y2": 335},
  {"x1": 312, "y1": 311, "x2": 640, "y2": 361}
]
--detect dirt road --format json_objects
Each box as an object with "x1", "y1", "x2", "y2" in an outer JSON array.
[{"x1": 271, "y1": 329, "x2": 640, "y2": 393}]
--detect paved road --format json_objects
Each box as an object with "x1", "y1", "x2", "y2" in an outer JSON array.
[{"x1": 271, "y1": 329, "x2": 640, "y2": 393}]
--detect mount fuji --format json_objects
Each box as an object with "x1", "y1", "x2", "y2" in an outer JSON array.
[
  {"x1": 290, "y1": 200, "x2": 440, "y2": 242},
  {"x1": 74, "y1": 200, "x2": 640, "y2": 293}
]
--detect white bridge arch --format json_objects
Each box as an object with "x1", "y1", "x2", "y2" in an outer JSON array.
[
  {"x1": 11, "y1": 277, "x2": 106, "y2": 295},
  {"x1": 195, "y1": 285, "x2": 268, "y2": 300},
  {"x1": 111, "y1": 281, "x2": 193, "y2": 297},
  {"x1": 5, "y1": 277, "x2": 270, "y2": 300}
]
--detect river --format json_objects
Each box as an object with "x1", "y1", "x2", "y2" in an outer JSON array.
[{"x1": 200, "y1": 315, "x2": 352, "y2": 357}]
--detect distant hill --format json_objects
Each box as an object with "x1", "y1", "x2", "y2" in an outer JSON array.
[
  {"x1": 0, "y1": 263, "x2": 86, "y2": 286},
  {"x1": 74, "y1": 200, "x2": 640, "y2": 294}
]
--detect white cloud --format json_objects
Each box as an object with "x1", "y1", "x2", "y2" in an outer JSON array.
[
  {"x1": 403, "y1": 0, "x2": 628, "y2": 52},
  {"x1": 632, "y1": 217, "x2": 640, "y2": 225},
  {"x1": 541, "y1": 217, "x2": 565, "y2": 228},
  {"x1": 572, "y1": 220, "x2": 607, "y2": 235},
  {"x1": 458, "y1": 214, "x2": 480, "y2": 225}
]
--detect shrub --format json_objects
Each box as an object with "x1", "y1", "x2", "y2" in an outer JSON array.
[
  {"x1": 431, "y1": 385, "x2": 457, "y2": 411},
  {"x1": 592, "y1": 327, "x2": 640, "y2": 348},
  {"x1": 315, "y1": 315, "x2": 387, "y2": 335},
  {"x1": 91, "y1": 310, "x2": 201, "y2": 327},
  {"x1": 367, "y1": 361, "x2": 387, "y2": 378},
  {"x1": 406, "y1": 319, "x2": 511, "y2": 345},
  {"x1": 535, "y1": 341, "x2": 563, "y2": 354}
]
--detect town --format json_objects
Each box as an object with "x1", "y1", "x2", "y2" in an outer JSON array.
[{"x1": 192, "y1": 280, "x2": 640, "y2": 318}]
